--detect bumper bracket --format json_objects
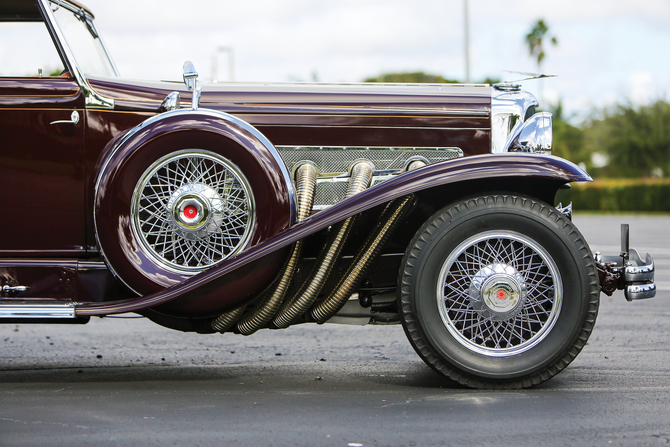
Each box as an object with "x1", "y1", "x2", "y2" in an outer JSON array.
[{"x1": 594, "y1": 224, "x2": 656, "y2": 301}]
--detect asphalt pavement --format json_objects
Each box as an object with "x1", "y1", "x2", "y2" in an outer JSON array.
[{"x1": 1, "y1": 214, "x2": 668, "y2": 447}]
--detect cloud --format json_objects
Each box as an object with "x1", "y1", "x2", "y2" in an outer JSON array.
[{"x1": 7, "y1": 0, "x2": 668, "y2": 119}]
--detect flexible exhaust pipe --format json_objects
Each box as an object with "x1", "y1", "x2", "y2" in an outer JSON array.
[
  {"x1": 235, "y1": 163, "x2": 317, "y2": 335},
  {"x1": 272, "y1": 161, "x2": 374, "y2": 329},
  {"x1": 310, "y1": 162, "x2": 423, "y2": 323},
  {"x1": 211, "y1": 305, "x2": 246, "y2": 332},
  {"x1": 309, "y1": 194, "x2": 414, "y2": 323},
  {"x1": 211, "y1": 162, "x2": 317, "y2": 333}
]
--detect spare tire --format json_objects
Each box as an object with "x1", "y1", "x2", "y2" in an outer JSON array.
[{"x1": 94, "y1": 111, "x2": 294, "y2": 299}]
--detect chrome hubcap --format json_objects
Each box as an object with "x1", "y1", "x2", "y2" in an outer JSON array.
[
  {"x1": 168, "y1": 183, "x2": 221, "y2": 238},
  {"x1": 469, "y1": 263, "x2": 528, "y2": 321}
]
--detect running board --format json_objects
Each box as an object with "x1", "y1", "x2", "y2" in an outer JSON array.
[{"x1": 0, "y1": 301, "x2": 88, "y2": 323}]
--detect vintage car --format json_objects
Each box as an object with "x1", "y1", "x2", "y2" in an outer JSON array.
[{"x1": 0, "y1": 0, "x2": 656, "y2": 389}]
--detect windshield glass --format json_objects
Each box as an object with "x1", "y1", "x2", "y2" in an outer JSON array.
[{"x1": 51, "y1": 2, "x2": 116, "y2": 77}]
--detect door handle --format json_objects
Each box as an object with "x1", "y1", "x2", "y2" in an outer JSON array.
[
  {"x1": 50, "y1": 110, "x2": 80, "y2": 125},
  {"x1": 2, "y1": 285, "x2": 29, "y2": 293}
]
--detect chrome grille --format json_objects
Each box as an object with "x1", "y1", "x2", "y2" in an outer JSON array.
[
  {"x1": 276, "y1": 146, "x2": 462, "y2": 175},
  {"x1": 276, "y1": 146, "x2": 463, "y2": 209}
]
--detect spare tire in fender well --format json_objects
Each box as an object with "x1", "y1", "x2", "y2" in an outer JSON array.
[{"x1": 94, "y1": 110, "x2": 295, "y2": 316}]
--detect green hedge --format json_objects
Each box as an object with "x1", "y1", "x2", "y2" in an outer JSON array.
[{"x1": 555, "y1": 178, "x2": 670, "y2": 212}]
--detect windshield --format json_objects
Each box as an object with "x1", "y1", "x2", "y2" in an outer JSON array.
[{"x1": 51, "y1": 1, "x2": 117, "y2": 77}]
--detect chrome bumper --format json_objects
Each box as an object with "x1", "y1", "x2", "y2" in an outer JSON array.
[{"x1": 595, "y1": 224, "x2": 656, "y2": 301}]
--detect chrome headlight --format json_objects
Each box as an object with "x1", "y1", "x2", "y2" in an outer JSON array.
[
  {"x1": 491, "y1": 88, "x2": 549, "y2": 153},
  {"x1": 506, "y1": 112, "x2": 553, "y2": 153}
]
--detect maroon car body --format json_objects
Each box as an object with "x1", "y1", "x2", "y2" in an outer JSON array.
[{"x1": 0, "y1": 0, "x2": 656, "y2": 389}]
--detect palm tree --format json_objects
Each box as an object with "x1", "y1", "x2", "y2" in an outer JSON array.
[{"x1": 525, "y1": 19, "x2": 558, "y2": 72}]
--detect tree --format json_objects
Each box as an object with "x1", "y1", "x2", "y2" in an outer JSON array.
[
  {"x1": 364, "y1": 72, "x2": 499, "y2": 85},
  {"x1": 584, "y1": 101, "x2": 670, "y2": 178},
  {"x1": 525, "y1": 19, "x2": 558, "y2": 71},
  {"x1": 549, "y1": 101, "x2": 590, "y2": 170},
  {"x1": 364, "y1": 72, "x2": 459, "y2": 84}
]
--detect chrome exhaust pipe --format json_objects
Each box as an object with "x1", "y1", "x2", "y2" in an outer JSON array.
[
  {"x1": 272, "y1": 161, "x2": 374, "y2": 329},
  {"x1": 235, "y1": 163, "x2": 317, "y2": 335},
  {"x1": 211, "y1": 305, "x2": 246, "y2": 332}
]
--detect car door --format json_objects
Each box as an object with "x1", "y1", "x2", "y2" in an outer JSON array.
[{"x1": 0, "y1": 14, "x2": 86, "y2": 256}]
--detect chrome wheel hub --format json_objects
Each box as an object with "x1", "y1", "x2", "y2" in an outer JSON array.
[
  {"x1": 131, "y1": 150, "x2": 254, "y2": 274},
  {"x1": 438, "y1": 230, "x2": 562, "y2": 357},
  {"x1": 469, "y1": 263, "x2": 528, "y2": 321},
  {"x1": 168, "y1": 183, "x2": 222, "y2": 239}
]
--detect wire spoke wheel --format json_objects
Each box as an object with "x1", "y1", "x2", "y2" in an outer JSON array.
[
  {"x1": 131, "y1": 149, "x2": 254, "y2": 274},
  {"x1": 438, "y1": 231, "x2": 562, "y2": 357}
]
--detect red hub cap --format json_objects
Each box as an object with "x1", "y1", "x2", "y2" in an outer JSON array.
[
  {"x1": 497, "y1": 289, "x2": 508, "y2": 300},
  {"x1": 184, "y1": 205, "x2": 198, "y2": 219}
]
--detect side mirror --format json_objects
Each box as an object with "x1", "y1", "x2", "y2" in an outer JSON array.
[{"x1": 183, "y1": 60, "x2": 198, "y2": 91}]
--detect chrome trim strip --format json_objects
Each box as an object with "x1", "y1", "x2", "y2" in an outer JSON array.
[
  {"x1": 2, "y1": 285, "x2": 29, "y2": 293},
  {"x1": 0, "y1": 302, "x2": 75, "y2": 319}
]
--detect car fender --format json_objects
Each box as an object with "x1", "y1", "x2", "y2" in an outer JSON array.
[{"x1": 79, "y1": 152, "x2": 590, "y2": 317}]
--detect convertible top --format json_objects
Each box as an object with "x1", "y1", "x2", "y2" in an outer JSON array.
[{"x1": 0, "y1": 0, "x2": 93, "y2": 22}]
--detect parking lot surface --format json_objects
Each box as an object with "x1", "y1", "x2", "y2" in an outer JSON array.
[{"x1": 1, "y1": 214, "x2": 668, "y2": 446}]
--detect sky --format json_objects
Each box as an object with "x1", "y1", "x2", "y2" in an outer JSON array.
[{"x1": 8, "y1": 0, "x2": 670, "y2": 122}]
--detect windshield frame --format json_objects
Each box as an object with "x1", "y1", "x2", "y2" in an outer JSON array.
[{"x1": 38, "y1": 0, "x2": 117, "y2": 108}]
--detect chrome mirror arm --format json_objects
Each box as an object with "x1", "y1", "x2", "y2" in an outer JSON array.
[{"x1": 183, "y1": 60, "x2": 201, "y2": 110}]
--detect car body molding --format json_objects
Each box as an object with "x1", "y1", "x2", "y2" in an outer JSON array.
[{"x1": 80, "y1": 153, "x2": 591, "y2": 317}]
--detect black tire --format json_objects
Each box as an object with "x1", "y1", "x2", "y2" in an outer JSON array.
[{"x1": 399, "y1": 194, "x2": 599, "y2": 389}]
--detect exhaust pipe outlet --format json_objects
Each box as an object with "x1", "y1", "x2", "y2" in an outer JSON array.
[
  {"x1": 272, "y1": 161, "x2": 374, "y2": 329},
  {"x1": 309, "y1": 194, "x2": 414, "y2": 323}
]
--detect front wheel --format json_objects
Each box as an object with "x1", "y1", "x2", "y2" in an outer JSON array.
[{"x1": 399, "y1": 194, "x2": 599, "y2": 389}]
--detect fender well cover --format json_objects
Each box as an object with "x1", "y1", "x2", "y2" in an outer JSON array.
[{"x1": 94, "y1": 110, "x2": 295, "y2": 313}]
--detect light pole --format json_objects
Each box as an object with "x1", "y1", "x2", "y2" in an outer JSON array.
[
  {"x1": 464, "y1": 0, "x2": 470, "y2": 83},
  {"x1": 211, "y1": 46, "x2": 234, "y2": 81}
]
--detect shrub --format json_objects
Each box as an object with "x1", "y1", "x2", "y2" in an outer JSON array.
[{"x1": 555, "y1": 178, "x2": 670, "y2": 212}]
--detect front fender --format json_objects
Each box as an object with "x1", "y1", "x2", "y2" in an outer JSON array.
[{"x1": 79, "y1": 153, "x2": 590, "y2": 317}]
